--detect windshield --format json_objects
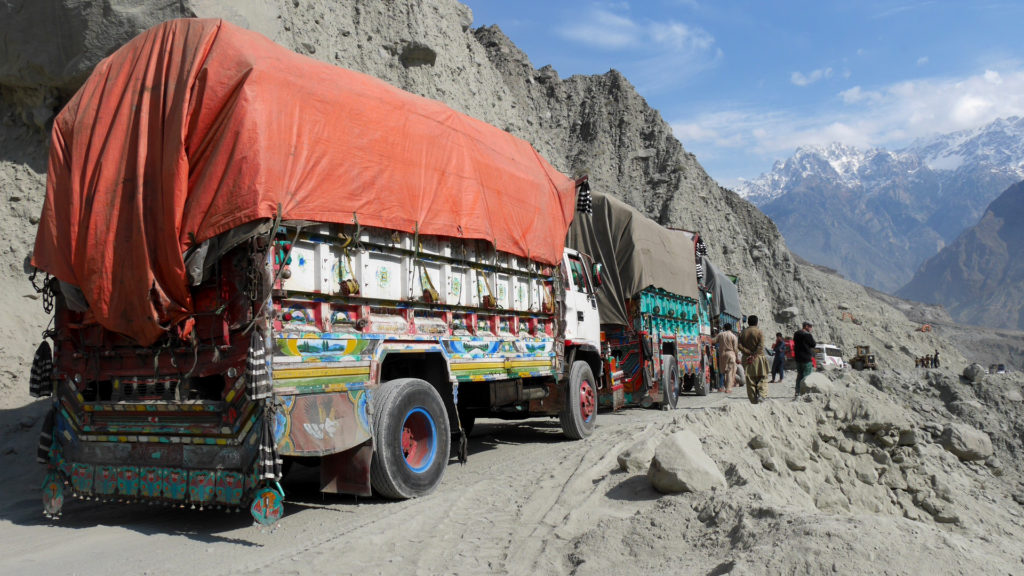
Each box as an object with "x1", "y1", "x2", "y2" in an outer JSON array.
[{"x1": 566, "y1": 253, "x2": 593, "y2": 294}]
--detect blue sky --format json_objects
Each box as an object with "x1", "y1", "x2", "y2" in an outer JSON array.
[{"x1": 462, "y1": 1, "x2": 1024, "y2": 187}]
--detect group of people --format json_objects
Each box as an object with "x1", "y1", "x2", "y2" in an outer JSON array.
[
  {"x1": 915, "y1": 351, "x2": 940, "y2": 368},
  {"x1": 711, "y1": 318, "x2": 817, "y2": 404}
]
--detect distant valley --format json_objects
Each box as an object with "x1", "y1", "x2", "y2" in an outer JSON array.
[{"x1": 898, "y1": 180, "x2": 1024, "y2": 331}]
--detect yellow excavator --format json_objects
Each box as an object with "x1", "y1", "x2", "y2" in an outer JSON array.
[{"x1": 849, "y1": 345, "x2": 877, "y2": 370}]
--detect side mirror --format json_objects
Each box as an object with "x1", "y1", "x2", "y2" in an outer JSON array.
[{"x1": 591, "y1": 263, "x2": 603, "y2": 288}]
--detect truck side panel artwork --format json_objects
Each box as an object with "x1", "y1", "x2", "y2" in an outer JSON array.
[{"x1": 28, "y1": 19, "x2": 601, "y2": 524}]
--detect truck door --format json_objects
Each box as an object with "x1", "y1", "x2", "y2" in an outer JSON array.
[{"x1": 563, "y1": 251, "x2": 600, "y2": 347}]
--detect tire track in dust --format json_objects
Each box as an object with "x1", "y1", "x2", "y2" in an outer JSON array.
[
  {"x1": 221, "y1": 410, "x2": 682, "y2": 576},
  {"x1": 501, "y1": 417, "x2": 671, "y2": 575}
]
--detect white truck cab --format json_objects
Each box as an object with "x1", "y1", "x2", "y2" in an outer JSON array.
[{"x1": 562, "y1": 248, "x2": 602, "y2": 351}]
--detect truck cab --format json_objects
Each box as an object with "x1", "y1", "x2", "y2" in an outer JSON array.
[{"x1": 563, "y1": 248, "x2": 602, "y2": 351}]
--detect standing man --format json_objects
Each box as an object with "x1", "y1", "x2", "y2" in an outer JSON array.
[
  {"x1": 770, "y1": 332, "x2": 788, "y2": 383},
  {"x1": 793, "y1": 322, "x2": 816, "y2": 397},
  {"x1": 713, "y1": 323, "x2": 740, "y2": 394},
  {"x1": 933, "y1": 350, "x2": 940, "y2": 368},
  {"x1": 738, "y1": 315, "x2": 770, "y2": 404}
]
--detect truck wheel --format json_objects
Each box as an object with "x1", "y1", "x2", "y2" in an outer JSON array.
[
  {"x1": 660, "y1": 355, "x2": 678, "y2": 410},
  {"x1": 560, "y1": 361, "x2": 596, "y2": 440},
  {"x1": 370, "y1": 378, "x2": 450, "y2": 499}
]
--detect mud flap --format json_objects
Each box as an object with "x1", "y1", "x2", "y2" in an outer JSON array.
[{"x1": 320, "y1": 441, "x2": 373, "y2": 496}]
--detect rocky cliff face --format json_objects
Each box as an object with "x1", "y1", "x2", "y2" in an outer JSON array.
[
  {"x1": 0, "y1": 0, "x2": 968, "y2": 405},
  {"x1": 898, "y1": 181, "x2": 1024, "y2": 331}
]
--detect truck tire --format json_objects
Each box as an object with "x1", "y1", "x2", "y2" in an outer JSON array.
[
  {"x1": 370, "y1": 378, "x2": 450, "y2": 499},
  {"x1": 660, "y1": 355, "x2": 678, "y2": 410},
  {"x1": 560, "y1": 361, "x2": 596, "y2": 440}
]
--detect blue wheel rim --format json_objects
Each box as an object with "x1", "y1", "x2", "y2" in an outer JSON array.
[{"x1": 401, "y1": 407, "x2": 437, "y2": 473}]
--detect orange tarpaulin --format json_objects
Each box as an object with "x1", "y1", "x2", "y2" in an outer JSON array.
[{"x1": 33, "y1": 19, "x2": 576, "y2": 345}]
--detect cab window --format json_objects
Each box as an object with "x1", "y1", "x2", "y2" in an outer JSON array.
[{"x1": 566, "y1": 254, "x2": 593, "y2": 294}]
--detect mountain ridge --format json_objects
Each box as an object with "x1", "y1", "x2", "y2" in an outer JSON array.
[
  {"x1": 898, "y1": 180, "x2": 1024, "y2": 330},
  {"x1": 735, "y1": 116, "x2": 1024, "y2": 291}
]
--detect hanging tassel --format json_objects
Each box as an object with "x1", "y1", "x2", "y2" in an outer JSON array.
[
  {"x1": 29, "y1": 341, "x2": 53, "y2": 398},
  {"x1": 458, "y1": 429, "x2": 468, "y2": 465},
  {"x1": 575, "y1": 179, "x2": 593, "y2": 215},
  {"x1": 246, "y1": 330, "x2": 272, "y2": 400},
  {"x1": 256, "y1": 405, "x2": 282, "y2": 482}
]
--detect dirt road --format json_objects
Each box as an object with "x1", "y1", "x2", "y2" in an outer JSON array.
[{"x1": 0, "y1": 375, "x2": 803, "y2": 576}]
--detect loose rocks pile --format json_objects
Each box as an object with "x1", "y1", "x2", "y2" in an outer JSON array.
[{"x1": 593, "y1": 369, "x2": 1024, "y2": 575}]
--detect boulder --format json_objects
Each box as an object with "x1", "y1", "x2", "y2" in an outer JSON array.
[
  {"x1": 898, "y1": 428, "x2": 920, "y2": 446},
  {"x1": 647, "y1": 430, "x2": 726, "y2": 493},
  {"x1": 939, "y1": 423, "x2": 993, "y2": 461},
  {"x1": 755, "y1": 448, "x2": 778, "y2": 472},
  {"x1": 986, "y1": 457, "x2": 1004, "y2": 476},
  {"x1": 962, "y1": 363, "x2": 986, "y2": 383},
  {"x1": 775, "y1": 307, "x2": 799, "y2": 322},
  {"x1": 783, "y1": 450, "x2": 808, "y2": 471},
  {"x1": 801, "y1": 372, "x2": 833, "y2": 394},
  {"x1": 748, "y1": 434, "x2": 770, "y2": 450},
  {"x1": 853, "y1": 454, "x2": 879, "y2": 484},
  {"x1": 617, "y1": 436, "x2": 659, "y2": 473}
]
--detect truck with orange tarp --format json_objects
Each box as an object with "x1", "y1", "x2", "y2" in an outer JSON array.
[{"x1": 28, "y1": 19, "x2": 605, "y2": 526}]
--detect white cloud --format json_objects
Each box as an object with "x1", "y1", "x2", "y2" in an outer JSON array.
[
  {"x1": 917, "y1": 56, "x2": 929, "y2": 66},
  {"x1": 791, "y1": 67, "x2": 834, "y2": 87},
  {"x1": 840, "y1": 86, "x2": 883, "y2": 104},
  {"x1": 650, "y1": 21, "x2": 714, "y2": 52},
  {"x1": 555, "y1": 4, "x2": 718, "y2": 92},
  {"x1": 558, "y1": 8, "x2": 638, "y2": 50},
  {"x1": 671, "y1": 66, "x2": 1024, "y2": 181}
]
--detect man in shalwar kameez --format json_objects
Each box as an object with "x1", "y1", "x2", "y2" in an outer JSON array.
[{"x1": 738, "y1": 315, "x2": 770, "y2": 404}]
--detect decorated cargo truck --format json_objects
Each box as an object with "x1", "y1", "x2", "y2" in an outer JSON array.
[
  {"x1": 675, "y1": 230, "x2": 718, "y2": 396},
  {"x1": 566, "y1": 192, "x2": 707, "y2": 409},
  {"x1": 701, "y1": 255, "x2": 743, "y2": 333},
  {"x1": 27, "y1": 19, "x2": 605, "y2": 526}
]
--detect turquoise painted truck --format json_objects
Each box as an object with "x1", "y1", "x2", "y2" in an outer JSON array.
[{"x1": 567, "y1": 192, "x2": 713, "y2": 409}]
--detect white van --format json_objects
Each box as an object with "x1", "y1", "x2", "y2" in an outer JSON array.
[{"x1": 815, "y1": 344, "x2": 845, "y2": 370}]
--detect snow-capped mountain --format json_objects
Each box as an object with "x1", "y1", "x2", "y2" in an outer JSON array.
[{"x1": 735, "y1": 116, "x2": 1024, "y2": 292}]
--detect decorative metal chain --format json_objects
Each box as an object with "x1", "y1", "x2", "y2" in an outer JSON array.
[
  {"x1": 42, "y1": 283, "x2": 55, "y2": 314},
  {"x1": 246, "y1": 252, "x2": 264, "y2": 302},
  {"x1": 29, "y1": 270, "x2": 58, "y2": 314}
]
